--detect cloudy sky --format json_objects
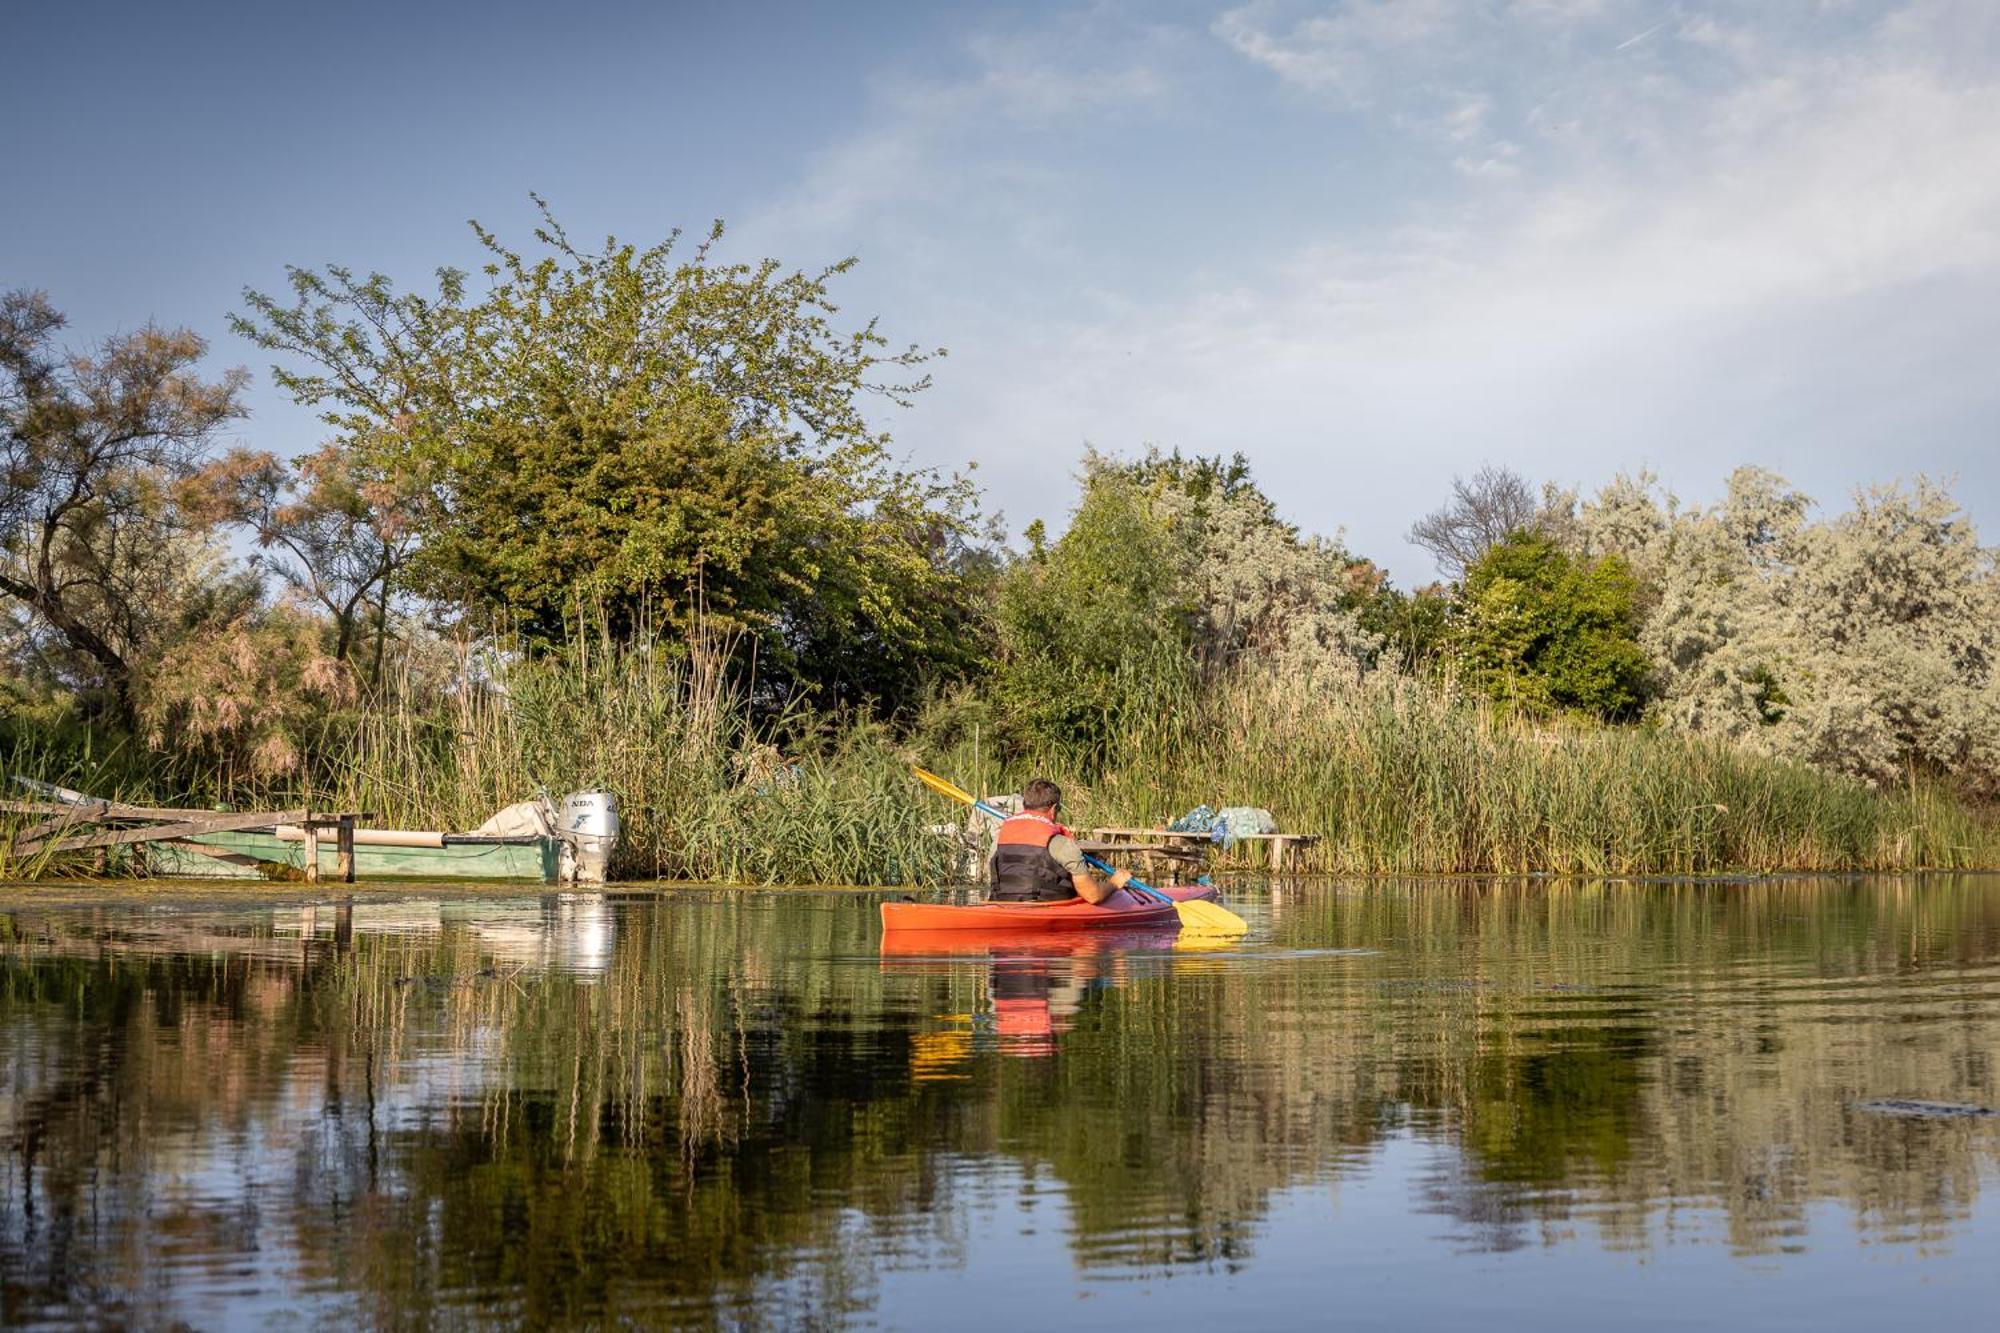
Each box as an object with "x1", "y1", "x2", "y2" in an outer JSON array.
[{"x1": 6, "y1": 0, "x2": 1996, "y2": 580}]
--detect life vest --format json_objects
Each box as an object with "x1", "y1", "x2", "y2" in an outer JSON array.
[{"x1": 989, "y1": 810, "x2": 1078, "y2": 902}]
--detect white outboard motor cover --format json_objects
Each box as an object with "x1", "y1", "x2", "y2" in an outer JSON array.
[{"x1": 557, "y1": 791, "x2": 620, "y2": 884}]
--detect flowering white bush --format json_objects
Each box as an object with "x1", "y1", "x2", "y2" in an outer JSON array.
[
  {"x1": 1152, "y1": 476, "x2": 1380, "y2": 690},
  {"x1": 1561, "y1": 469, "x2": 2000, "y2": 793}
]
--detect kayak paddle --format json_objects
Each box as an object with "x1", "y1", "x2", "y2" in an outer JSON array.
[{"x1": 913, "y1": 767, "x2": 1247, "y2": 937}]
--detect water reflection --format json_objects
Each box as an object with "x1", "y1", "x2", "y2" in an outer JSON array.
[
  {"x1": 1, "y1": 878, "x2": 1997, "y2": 1328},
  {"x1": 268, "y1": 893, "x2": 619, "y2": 978},
  {"x1": 881, "y1": 929, "x2": 1184, "y2": 1062}
]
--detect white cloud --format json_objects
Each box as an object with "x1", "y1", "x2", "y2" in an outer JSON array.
[
  {"x1": 740, "y1": 10, "x2": 1186, "y2": 270},
  {"x1": 744, "y1": 2, "x2": 2000, "y2": 579},
  {"x1": 1213, "y1": 0, "x2": 1468, "y2": 103}
]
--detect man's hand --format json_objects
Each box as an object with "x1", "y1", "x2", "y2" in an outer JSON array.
[{"x1": 1109, "y1": 868, "x2": 1133, "y2": 889}]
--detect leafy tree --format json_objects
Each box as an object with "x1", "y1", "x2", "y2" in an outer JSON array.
[
  {"x1": 0, "y1": 291, "x2": 248, "y2": 717},
  {"x1": 1120, "y1": 446, "x2": 1259, "y2": 507},
  {"x1": 1454, "y1": 532, "x2": 1651, "y2": 720},
  {"x1": 1357, "y1": 583, "x2": 1454, "y2": 674},
  {"x1": 186, "y1": 440, "x2": 423, "y2": 682},
  {"x1": 994, "y1": 466, "x2": 1196, "y2": 757},
  {"x1": 992, "y1": 450, "x2": 1392, "y2": 757},
  {"x1": 1092, "y1": 448, "x2": 1380, "y2": 684},
  {"x1": 235, "y1": 200, "x2": 985, "y2": 711}
]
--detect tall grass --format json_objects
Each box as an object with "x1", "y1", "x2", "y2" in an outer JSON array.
[
  {"x1": 1026, "y1": 671, "x2": 1999, "y2": 875},
  {"x1": 293, "y1": 638, "x2": 955, "y2": 885},
  {"x1": 4, "y1": 643, "x2": 1995, "y2": 883}
]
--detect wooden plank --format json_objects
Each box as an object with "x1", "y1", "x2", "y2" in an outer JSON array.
[
  {"x1": 20, "y1": 810, "x2": 310, "y2": 857},
  {"x1": 0, "y1": 799, "x2": 222, "y2": 820},
  {"x1": 18, "y1": 812, "x2": 92, "y2": 845},
  {"x1": 302, "y1": 821, "x2": 320, "y2": 884}
]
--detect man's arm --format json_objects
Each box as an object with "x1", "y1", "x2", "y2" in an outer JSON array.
[{"x1": 1048, "y1": 834, "x2": 1129, "y2": 904}]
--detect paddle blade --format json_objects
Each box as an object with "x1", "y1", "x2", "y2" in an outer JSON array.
[
  {"x1": 913, "y1": 767, "x2": 976, "y2": 807},
  {"x1": 1175, "y1": 898, "x2": 1249, "y2": 937}
]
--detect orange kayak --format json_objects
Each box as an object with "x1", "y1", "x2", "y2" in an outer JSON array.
[
  {"x1": 879, "y1": 925, "x2": 1183, "y2": 960},
  {"x1": 879, "y1": 883, "x2": 1218, "y2": 933}
]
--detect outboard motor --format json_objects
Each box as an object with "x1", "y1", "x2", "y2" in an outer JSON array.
[{"x1": 557, "y1": 791, "x2": 621, "y2": 884}]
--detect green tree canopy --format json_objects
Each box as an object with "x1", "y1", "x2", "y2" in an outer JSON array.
[
  {"x1": 994, "y1": 464, "x2": 1196, "y2": 757},
  {"x1": 235, "y1": 200, "x2": 989, "y2": 711},
  {"x1": 992, "y1": 450, "x2": 1390, "y2": 758},
  {"x1": 1455, "y1": 532, "x2": 1651, "y2": 721},
  {"x1": 0, "y1": 291, "x2": 251, "y2": 718}
]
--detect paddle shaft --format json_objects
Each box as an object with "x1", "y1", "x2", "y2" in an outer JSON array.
[{"x1": 962, "y1": 795, "x2": 1173, "y2": 905}]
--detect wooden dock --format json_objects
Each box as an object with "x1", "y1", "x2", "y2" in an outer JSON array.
[{"x1": 4, "y1": 800, "x2": 371, "y2": 882}]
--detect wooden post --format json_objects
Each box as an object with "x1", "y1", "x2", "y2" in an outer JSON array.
[
  {"x1": 303, "y1": 821, "x2": 320, "y2": 884},
  {"x1": 1270, "y1": 836, "x2": 1286, "y2": 875},
  {"x1": 336, "y1": 816, "x2": 355, "y2": 884}
]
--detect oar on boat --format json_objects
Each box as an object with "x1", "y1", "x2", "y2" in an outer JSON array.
[{"x1": 913, "y1": 767, "x2": 1247, "y2": 937}]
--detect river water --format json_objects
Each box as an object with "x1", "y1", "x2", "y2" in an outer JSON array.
[{"x1": 2, "y1": 877, "x2": 1998, "y2": 1330}]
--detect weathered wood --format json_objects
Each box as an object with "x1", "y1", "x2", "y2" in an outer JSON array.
[
  {"x1": 19, "y1": 810, "x2": 310, "y2": 857},
  {"x1": 1086, "y1": 826, "x2": 1320, "y2": 874},
  {"x1": 0, "y1": 798, "x2": 222, "y2": 820},
  {"x1": 1078, "y1": 840, "x2": 1201, "y2": 858},
  {"x1": 334, "y1": 817, "x2": 355, "y2": 883},
  {"x1": 18, "y1": 812, "x2": 90, "y2": 845},
  {"x1": 302, "y1": 821, "x2": 320, "y2": 883}
]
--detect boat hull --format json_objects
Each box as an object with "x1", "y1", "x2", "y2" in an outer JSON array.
[
  {"x1": 143, "y1": 831, "x2": 563, "y2": 883},
  {"x1": 879, "y1": 883, "x2": 1217, "y2": 932}
]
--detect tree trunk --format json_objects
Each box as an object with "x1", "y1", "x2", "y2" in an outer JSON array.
[
  {"x1": 0, "y1": 570, "x2": 136, "y2": 719},
  {"x1": 371, "y1": 565, "x2": 393, "y2": 688}
]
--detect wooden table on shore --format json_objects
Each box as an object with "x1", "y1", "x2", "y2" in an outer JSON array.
[
  {"x1": 1077, "y1": 839, "x2": 1207, "y2": 879},
  {"x1": 1087, "y1": 826, "x2": 1322, "y2": 874}
]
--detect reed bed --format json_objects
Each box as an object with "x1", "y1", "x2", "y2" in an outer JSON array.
[
  {"x1": 1040, "y1": 672, "x2": 1999, "y2": 875},
  {"x1": 3, "y1": 644, "x2": 1993, "y2": 883},
  {"x1": 295, "y1": 640, "x2": 955, "y2": 885}
]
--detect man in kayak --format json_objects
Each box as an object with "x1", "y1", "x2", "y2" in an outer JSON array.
[{"x1": 988, "y1": 779, "x2": 1133, "y2": 903}]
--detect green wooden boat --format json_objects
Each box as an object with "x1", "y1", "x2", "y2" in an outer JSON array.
[
  {"x1": 139, "y1": 792, "x2": 620, "y2": 884},
  {"x1": 145, "y1": 829, "x2": 565, "y2": 882}
]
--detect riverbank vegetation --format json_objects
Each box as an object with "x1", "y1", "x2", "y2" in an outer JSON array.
[{"x1": 4, "y1": 207, "x2": 1997, "y2": 880}]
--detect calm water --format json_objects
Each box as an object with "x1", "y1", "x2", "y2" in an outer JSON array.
[{"x1": 3, "y1": 878, "x2": 1999, "y2": 1330}]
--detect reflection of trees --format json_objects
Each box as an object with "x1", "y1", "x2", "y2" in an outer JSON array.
[
  {"x1": 0, "y1": 879, "x2": 1997, "y2": 1325},
  {"x1": 1253, "y1": 879, "x2": 2000, "y2": 1253}
]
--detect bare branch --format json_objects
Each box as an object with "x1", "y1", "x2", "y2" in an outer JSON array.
[{"x1": 1408, "y1": 464, "x2": 1542, "y2": 581}]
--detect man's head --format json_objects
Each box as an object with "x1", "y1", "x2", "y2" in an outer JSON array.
[{"x1": 1021, "y1": 778, "x2": 1062, "y2": 812}]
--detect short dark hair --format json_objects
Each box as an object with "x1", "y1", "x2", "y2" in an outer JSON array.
[{"x1": 1021, "y1": 778, "x2": 1062, "y2": 811}]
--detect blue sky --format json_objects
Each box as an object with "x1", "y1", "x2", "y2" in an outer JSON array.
[{"x1": 6, "y1": 0, "x2": 1997, "y2": 581}]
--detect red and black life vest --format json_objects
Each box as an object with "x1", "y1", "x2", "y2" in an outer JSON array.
[{"x1": 990, "y1": 811, "x2": 1078, "y2": 902}]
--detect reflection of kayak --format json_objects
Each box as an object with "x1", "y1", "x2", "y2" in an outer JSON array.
[{"x1": 880, "y1": 884, "x2": 1218, "y2": 933}]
